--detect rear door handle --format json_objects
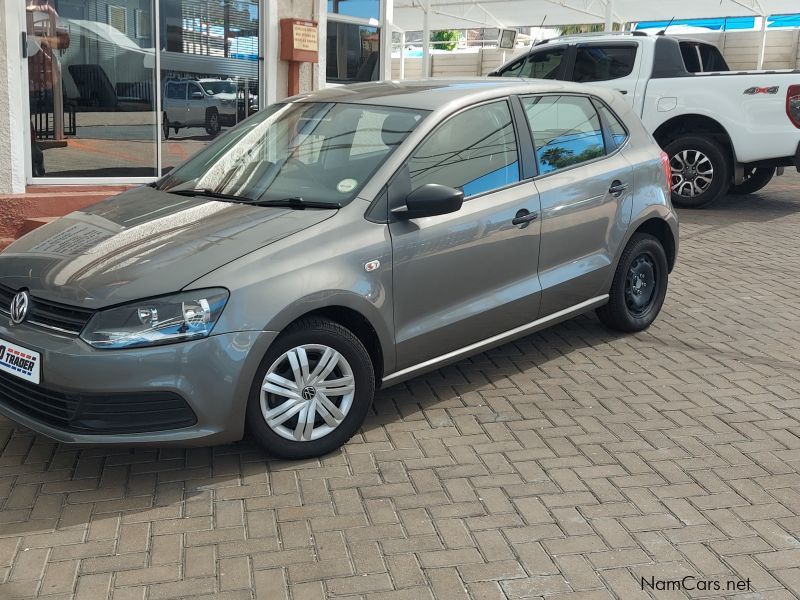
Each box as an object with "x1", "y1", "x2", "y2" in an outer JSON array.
[
  {"x1": 608, "y1": 181, "x2": 628, "y2": 196},
  {"x1": 512, "y1": 209, "x2": 538, "y2": 227}
]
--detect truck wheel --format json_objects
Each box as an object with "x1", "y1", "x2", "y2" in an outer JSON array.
[
  {"x1": 665, "y1": 136, "x2": 730, "y2": 209},
  {"x1": 596, "y1": 233, "x2": 669, "y2": 333},
  {"x1": 162, "y1": 113, "x2": 170, "y2": 139},
  {"x1": 730, "y1": 167, "x2": 774, "y2": 195},
  {"x1": 205, "y1": 109, "x2": 220, "y2": 136},
  {"x1": 245, "y1": 318, "x2": 375, "y2": 459}
]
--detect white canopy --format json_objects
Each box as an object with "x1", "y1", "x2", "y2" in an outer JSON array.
[{"x1": 392, "y1": 0, "x2": 800, "y2": 31}]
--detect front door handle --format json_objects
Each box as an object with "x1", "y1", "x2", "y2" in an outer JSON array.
[
  {"x1": 608, "y1": 181, "x2": 628, "y2": 196},
  {"x1": 512, "y1": 209, "x2": 538, "y2": 228},
  {"x1": 616, "y1": 89, "x2": 629, "y2": 95}
]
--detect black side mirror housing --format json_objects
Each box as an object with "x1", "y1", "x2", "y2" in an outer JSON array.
[{"x1": 394, "y1": 184, "x2": 464, "y2": 219}]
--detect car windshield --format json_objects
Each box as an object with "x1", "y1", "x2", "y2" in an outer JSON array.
[
  {"x1": 155, "y1": 102, "x2": 427, "y2": 205},
  {"x1": 202, "y1": 81, "x2": 237, "y2": 95}
]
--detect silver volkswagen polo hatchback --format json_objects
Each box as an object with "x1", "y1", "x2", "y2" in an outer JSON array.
[{"x1": 0, "y1": 80, "x2": 677, "y2": 459}]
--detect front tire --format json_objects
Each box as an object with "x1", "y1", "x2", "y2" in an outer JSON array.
[
  {"x1": 730, "y1": 167, "x2": 774, "y2": 195},
  {"x1": 665, "y1": 135, "x2": 730, "y2": 209},
  {"x1": 597, "y1": 233, "x2": 669, "y2": 333},
  {"x1": 162, "y1": 113, "x2": 170, "y2": 139},
  {"x1": 205, "y1": 109, "x2": 220, "y2": 136},
  {"x1": 246, "y1": 318, "x2": 375, "y2": 459}
]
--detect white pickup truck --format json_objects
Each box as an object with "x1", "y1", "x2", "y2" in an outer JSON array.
[{"x1": 491, "y1": 32, "x2": 800, "y2": 208}]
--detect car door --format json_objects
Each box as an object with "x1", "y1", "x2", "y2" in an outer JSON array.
[
  {"x1": 520, "y1": 94, "x2": 634, "y2": 317},
  {"x1": 388, "y1": 99, "x2": 542, "y2": 370},
  {"x1": 187, "y1": 82, "x2": 206, "y2": 126},
  {"x1": 568, "y1": 43, "x2": 642, "y2": 105}
]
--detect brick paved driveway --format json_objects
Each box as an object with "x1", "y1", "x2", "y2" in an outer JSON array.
[{"x1": 2, "y1": 173, "x2": 800, "y2": 600}]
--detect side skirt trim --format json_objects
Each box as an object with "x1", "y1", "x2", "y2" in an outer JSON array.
[{"x1": 382, "y1": 294, "x2": 609, "y2": 386}]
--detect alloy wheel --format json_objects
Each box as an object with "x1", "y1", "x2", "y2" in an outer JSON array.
[
  {"x1": 259, "y1": 344, "x2": 355, "y2": 442},
  {"x1": 670, "y1": 149, "x2": 714, "y2": 198}
]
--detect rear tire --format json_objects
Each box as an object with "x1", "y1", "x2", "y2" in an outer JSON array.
[
  {"x1": 730, "y1": 167, "x2": 774, "y2": 195},
  {"x1": 665, "y1": 135, "x2": 730, "y2": 209},
  {"x1": 597, "y1": 233, "x2": 669, "y2": 333},
  {"x1": 246, "y1": 318, "x2": 375, "y2": 459},
  {"x1": 162, "y1": 113, "x2": 170, "y2": 139}
]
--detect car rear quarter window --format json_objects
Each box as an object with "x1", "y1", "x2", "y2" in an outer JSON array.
[
  {"x1": 521, "y1": 95, "x2": 606, "y2": 175},
  {"x1": 408, "y1": 101, "x2": 520, "y2": 197},
  {"x1": 594, "y1": 102, "x2": 629, "y2": 150},
  {"x1": 573, "y1": 45, "x2": 636, "y2": 82}
]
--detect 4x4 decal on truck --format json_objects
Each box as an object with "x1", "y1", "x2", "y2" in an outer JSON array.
[{"x1": 744, "y1": 86, "x2": 779, "y2": 95}]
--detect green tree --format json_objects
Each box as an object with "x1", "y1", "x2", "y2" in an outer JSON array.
[{"x1": 431, "y1": 30, "x2": 460, "y2": 51}]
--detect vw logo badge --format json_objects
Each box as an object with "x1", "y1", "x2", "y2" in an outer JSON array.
[
  {"x1": 10, "y1": 291, "x2": 29, "y2": 325},
  {"x1": 301, "y1": 386, "x2": 316, "y2": 401}
]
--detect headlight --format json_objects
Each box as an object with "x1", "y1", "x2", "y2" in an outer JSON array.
[{"x1": 80, "y1": 289, "x2": 229, "y2": 349}]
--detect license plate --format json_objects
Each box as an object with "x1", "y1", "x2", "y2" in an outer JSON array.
[{"x1": 0, "y1": 338, "x2": 41, "y2": 384}]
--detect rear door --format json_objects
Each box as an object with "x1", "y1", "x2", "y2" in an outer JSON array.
[
  {"x1": 568, "y1": 43, "x2": 642, "y2": 106},
  {"x1": 520, "y1": 94, "x2": 634, "y2": 317},
  {"x1": 388, "y1": 99, "x2": 542, "y2": 370}
]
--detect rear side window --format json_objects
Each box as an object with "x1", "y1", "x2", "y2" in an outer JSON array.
[
  {"x1": 594, "y1": 103, "x2": 628, "y2": 150},
  {"x1": 166, "y1": 83, "x2": 186, "y2": 100},
  {"x1": 408, "y1": 101, "x2": 520, "y2": 197},
  {"x1": 521, "y1": 95, "x2": 606, "y2": 175},
  {"x1": 519, "y1": 47, "x2": 565, "y2": 79},
  {"x1": 573, "y1": 46, "x2": 637, "y2": 82}
]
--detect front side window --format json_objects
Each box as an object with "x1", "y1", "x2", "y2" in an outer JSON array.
[
  {"x1": 573, "y1": 46, "x2": 637, "y2": 82},
  {"x1": 157, "y1": 102, "x2": 426, "y2": 206},
  {"x1": 498, "y1": 56, "x2": 526, "y2": 78},
  {"x1": 522, "y1": 95, "x2": 606, "y2": 175},
  {"x1": 166, "y1": 82, "x2": 186, "y2": 100},
  {"x1": 188, "y1": 83, "x2": 204, "y2": 98},
  {"x1": 408, "y1": 101, "x2": 519, "y2": 197}
]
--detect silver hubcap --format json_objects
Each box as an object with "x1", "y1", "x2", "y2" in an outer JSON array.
[
  {"x1": 670, "y1": 149, "x2": 714, "y2": 198},
  {"x1": 260, "y1": 344, "x2": 355, "y2": 442}
]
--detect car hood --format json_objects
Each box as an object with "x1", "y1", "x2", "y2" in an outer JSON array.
[{"x1": 0, "y1": 186, "x2": 337, "y2": 309}]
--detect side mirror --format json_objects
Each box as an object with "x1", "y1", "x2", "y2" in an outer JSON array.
[
  {"x1": 191, "y1": 91, "x2": 204, "y2": 99},
  {"x1": 393, "y1": 184, "x2": 464, "y2": 219}
]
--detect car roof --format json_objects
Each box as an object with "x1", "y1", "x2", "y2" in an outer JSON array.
[{"x1": 293, "y1": 78, "x2": 620, "y2": 112}]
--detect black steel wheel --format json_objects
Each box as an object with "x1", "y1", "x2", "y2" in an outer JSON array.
[{"x1": 597, "y1": 233, "x2": 669, "y2": 332}]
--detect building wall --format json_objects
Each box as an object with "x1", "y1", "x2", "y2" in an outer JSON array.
[{"x1": 0, "y1": 1, "x2": 28, "y2": 194}]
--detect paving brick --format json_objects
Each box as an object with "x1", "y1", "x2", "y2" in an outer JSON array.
[{"x1": 2, "y1": 175, "x2": 800, "y2": 600}]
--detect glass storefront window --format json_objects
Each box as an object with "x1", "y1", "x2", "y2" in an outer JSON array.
[
  {"x1": 326, "y1": 21, "x2": 380, "y2": 83},
  {"x1": 25, "y1": 0, "x2": 261, "y2": 180},
  {"x1": 27, "y1": 0, "x2": 158, "y2": 178},
  {"x1": 159, "y1": 0, "x2": 260, "y2": 173},
  {"x1": 327, "y1": 0, "x2": 379, "y2": 21}
]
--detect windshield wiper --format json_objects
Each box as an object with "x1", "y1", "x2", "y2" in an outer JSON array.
[
  {"x1": 248, "y1": 197, "x2": 340, "y2": 210},
  {"x1": 166, "y1": 188, "x2": 255, "y2": 202}
]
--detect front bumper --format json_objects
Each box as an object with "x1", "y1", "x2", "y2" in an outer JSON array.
[{"x1": 0, "y1": 320, "x2": 277, "y2": 446}]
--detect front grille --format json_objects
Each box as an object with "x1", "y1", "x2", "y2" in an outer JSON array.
[
  {"x1": 0, "y1": 370, "x2": 197, "y2": 434},
  {"x1": 0, "y1": 284, "x2": 94, "y2": 335}
]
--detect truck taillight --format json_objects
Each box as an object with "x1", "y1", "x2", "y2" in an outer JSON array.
[
  {"x1": 788, "y1": 85, "x2": 800, "y2": 129},
  {"x1": 660, "y1": 151, "x2": 672, "y2": 194}
]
